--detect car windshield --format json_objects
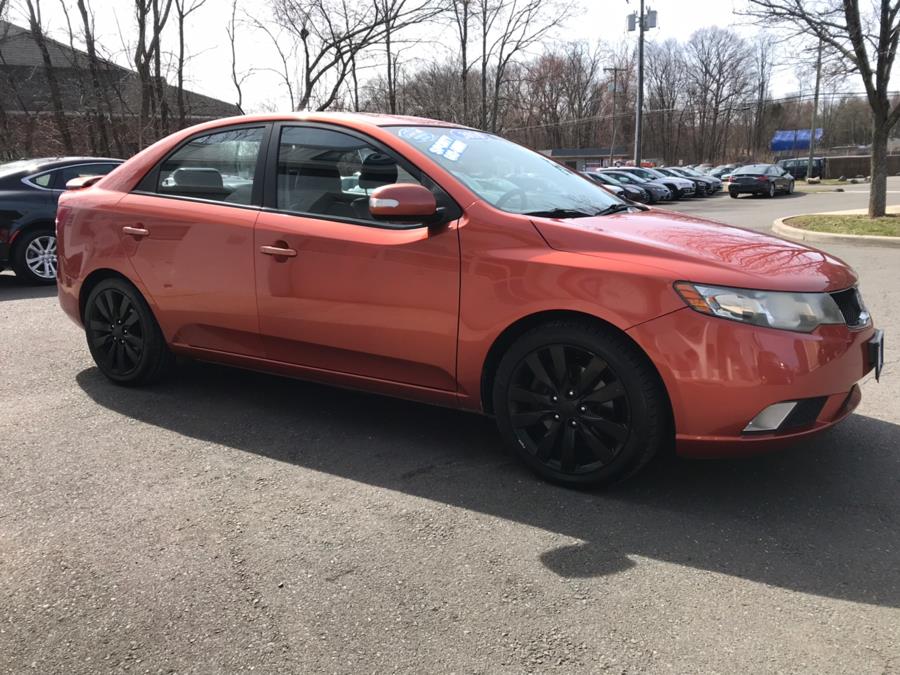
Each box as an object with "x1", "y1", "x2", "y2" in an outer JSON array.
[
  {"x1": 386, "y1": 126, "x2": 621, "y2": 215},
  {"x1": 733, "y1": 164, "x2": 771, "y2": 175}
]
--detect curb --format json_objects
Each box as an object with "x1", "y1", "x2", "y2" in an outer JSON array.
[{"x1": 772, "y1": 217, "x2": 900, "y2": 248}]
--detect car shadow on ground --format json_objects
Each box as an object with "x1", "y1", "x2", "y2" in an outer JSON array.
[
  {"x1": 77, "y1": 361, "x2": 900, "y2": 608},
  {"x1": 0, "y1": 274, "x2": 56, "y2": 301}
]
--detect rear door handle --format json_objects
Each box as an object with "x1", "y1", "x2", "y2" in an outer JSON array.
[
  {"x1": 122, "y1": 226, "x2": 150, "y2": 237},
  {"x1": 259, "y1": 244, "x2": 297, "y2": 258}
]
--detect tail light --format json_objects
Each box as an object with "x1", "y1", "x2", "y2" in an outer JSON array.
[{"x1": 755, "y1": 176, "x2": 769, "y2": 182}]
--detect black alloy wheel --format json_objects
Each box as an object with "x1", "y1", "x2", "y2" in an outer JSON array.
[
  {"x1": 85, "y1": 278, "x2": 173, "y2": 385},
  {"x1": 493, "y1": 322, "x2": 669, "y2": 486}
]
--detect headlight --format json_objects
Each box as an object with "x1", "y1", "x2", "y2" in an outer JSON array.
[{"x1": 674, "y1": 282, "x2": 846, "y2": 332}]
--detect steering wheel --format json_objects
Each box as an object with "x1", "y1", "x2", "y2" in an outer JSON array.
[{"x1": 495, "y1": 188, "x2": 529, "y2": 211}]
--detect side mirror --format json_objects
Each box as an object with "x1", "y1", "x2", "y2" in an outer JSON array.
[
  {"x1": 65, "y1": 174, "x2": 103, "y2": 190},
  {"x1": 369, "y1": 183, "x2": 438, "y2": 223}
]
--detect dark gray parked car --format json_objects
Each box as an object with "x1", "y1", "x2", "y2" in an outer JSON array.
[
  {"x1": 728, "y1": 163, "x2": 795, "y2": 198},
  {"x1": 0, "y1": 157, "x2": 122, "y2": 283}
]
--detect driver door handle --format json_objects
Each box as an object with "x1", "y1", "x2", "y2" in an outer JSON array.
[
  {"x1": 260, "y1": 244, "x2": 297, "y2": 258},
  {"x1": 122, "y1": 226, "x2": 149, "y2": 237}
]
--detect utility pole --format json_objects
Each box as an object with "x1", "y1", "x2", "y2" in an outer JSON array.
[
  {"x1": 627, "y1": 2, "x2": 656, "y2": 166},
  {"x1": 604, "y1": 66, "x2": 626, "y2": 166},
  {"x1": 806, "y1": 38, "x2": 823, "y2": 181}
]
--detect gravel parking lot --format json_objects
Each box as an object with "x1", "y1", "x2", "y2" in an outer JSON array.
[{"x1": 2, "y1": 189, "x2": 898, "y2": 673}]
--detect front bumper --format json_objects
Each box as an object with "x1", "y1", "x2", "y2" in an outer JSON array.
[{"x1": 627, "y1": 307, "x2": 877, "y2": 457}]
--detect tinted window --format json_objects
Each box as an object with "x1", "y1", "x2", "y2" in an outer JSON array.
[
  {"x1": 32, "y1": 173, "x2": 53, "y2": 187},
  {"x1": 276, "y1": 126, "x2": 422, "y2": 222},
  {"x1": 54, "y1": 162, "x2": 120, "y2": 189},
  {"x1": 158, "y1": 127, "x2": 264, "y2": 205},
  {"x1": 734, "y1": 164, "x2": 770, "y2": 175}
]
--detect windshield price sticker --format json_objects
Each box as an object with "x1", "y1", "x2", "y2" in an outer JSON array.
[{"x1": 428, "y1": 135, "x2": 467, "y2": 161}]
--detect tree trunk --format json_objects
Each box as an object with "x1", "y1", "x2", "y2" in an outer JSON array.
[
  {"x1": 26, "y1": 3, "x2": 74, "y2": 153},
  {"x1": 869, "y1": 118, "x2": 889, "y2": 217}
]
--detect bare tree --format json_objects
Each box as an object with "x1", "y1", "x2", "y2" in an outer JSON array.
[
  {"x1": 644, "y1": 39, "x2": 686, "y2": 163},
  {"x1": 174, "y1": 0, "x2": 208, "y2": 127},
  {"x1": 21, "y1": 0, "x2": 75, "y2": 152},
  {"x1": 225, "y1": 0, "x2": 249, "y2": 113},
  {"x1": 745, "y1": 0, "x2": 900, "y2": 217},
  {"x1": 134, "y1": 0, "x2": 173, "y2": 144},
  {"x1": 449, "y1": 0, "x2": 472, "y2": 124}
]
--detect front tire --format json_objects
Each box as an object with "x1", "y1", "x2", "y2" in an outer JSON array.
[
  {"x1": 12, "y1": 228, "x2": 57, "y2": 285},
  {"x1": 84, "y1": 278, "x2": 173, "y2": 386},
  {"x1": 492, "y1": 321, "x2": 670, "y2": 487}
]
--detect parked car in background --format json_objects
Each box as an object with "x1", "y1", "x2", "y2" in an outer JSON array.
[
  {"x1": 693, "y1": 163, "x2": 713, "y2": 173},
  {"x1": 598, "y1": 169, "x2": 672, "y2": 203},
  {"x1": 777, "y1": 157, "x2": 824, "y2": 180},
  {"x1": 584, "y1": 172, "x2": 650, "y2": 203},
  {"x1": 657, "y1": 167, "x2": 716, "y2": 196},
  {"x1": 0, "y1": 157, "x2": 123, "y2": 283},
  {"x1": 672, "y1": 166, "x2": 723, "y2": 193},
  {"x1": 583, "y1": 173, "x2": 628, "y2": 199},
  {"x1": 729, "y1": 163, "x2": 795, "y2": 198},
  {"x1": 56, "y1": 112, "x2": 881, "y2": 487},
  {"x1": 610, "y1": 166, "x2": 695, "y2": 199},
  {"x1": 709, "y1": 163, "x2": 741, "y2": 180}
]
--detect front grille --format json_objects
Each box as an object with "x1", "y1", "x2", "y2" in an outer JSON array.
[{"x1": 830, "y1": 288, "x2": 867, "y2": 327}]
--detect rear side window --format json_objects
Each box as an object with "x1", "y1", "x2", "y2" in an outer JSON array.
[
  {"x1": 54, "y1": 163, "x2": 120, "y2": 189},
  {"x1": 157, "y1": 127, "x2": 264, "y2": 205},
  {"x1": 31, "y1": 173, "x2": 53, "y2": 187},
  {"x1": 276, "y1": 126, "x2": 422, "y2": 222}
]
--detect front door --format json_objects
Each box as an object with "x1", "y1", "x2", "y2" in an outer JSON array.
[
  {"x1": 254, "y1": 124, "x2": 460, "y2": 391},
  {"x1": 117, "y1": 124, "x2": 268, "y2": 357}
]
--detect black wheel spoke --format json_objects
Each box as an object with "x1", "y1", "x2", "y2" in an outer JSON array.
[
  {"x1": 509, "y1": 386, "x2": 551, "y2": 407},
  {"x1": 559, "y1": 425, "x2": 577, "y2": 473},
  {"x1": 511, "y1": 410, "x2": 553, "y2": 428},
  {"x1": 583, "y1": 415, "x2": 629, "y2": 443},
  {"x1": 118, "y1": 295, "x2": 132, "y2": 322},
  {"x1": 576, "y1": 356, "x2": 608, "y2": 395},
  {"x1": 535, "y1": 421, "x2": 561, "y2": 461},
  {"x1": 579, "y1": 425, "x2": 617, "y2": 463},
  {"x1": 525, "y1": 353, "x2": 555, "y2": 391},
  {"x1": 122, "y1": 340, "x2": 140, "y2": 364},
  {"x1": 548, "y1": 345, "x2": 567, "y2": 388},
  {"x1": 94, "y1": 293, "x2": 113, "y2": 321},
  {"x1": 124, "y1": 311, "x2": 140, "y2": 328},
  {"x1": 582, "y1": 381, "x2": 625, "y2": 405}
]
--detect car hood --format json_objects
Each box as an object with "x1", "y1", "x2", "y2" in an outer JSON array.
[{"x1": 531, "y1": 208, "x2": 857, "y2": 293}]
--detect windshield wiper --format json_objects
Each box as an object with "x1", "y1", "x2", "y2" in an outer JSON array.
[
  {"x1": 523, "y1": 208, "x2": 599, "y2": 218},
  {"x1": 596, "y1": 202, "x2": 647, "y2": 215}
]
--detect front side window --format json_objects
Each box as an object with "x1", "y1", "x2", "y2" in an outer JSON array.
[
  {"x1": 157, "y1": 127, "x2": 264, "y2": 205},
  {"x1": 276, "y1": 126, "x2": 422, "y2": 222},
  {"x1": 386, "y1": 126, "x2": 620, "y2": 215}
]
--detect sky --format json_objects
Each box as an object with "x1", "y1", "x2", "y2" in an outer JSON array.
[{"x1": 15, "y1": 0, "x2": 820, "y2": 113}]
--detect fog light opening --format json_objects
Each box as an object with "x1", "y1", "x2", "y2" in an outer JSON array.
[{"x1": 743, "y1": 402, "x2": 798, "y2": 433}]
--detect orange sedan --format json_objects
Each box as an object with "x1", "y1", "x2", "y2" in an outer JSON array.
[{"x1": 56, "y1": 113, "x2": 883, "y2": 486}]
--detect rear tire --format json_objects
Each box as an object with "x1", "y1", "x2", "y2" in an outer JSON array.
[
  {"x1": 84, "y1": 278, "x2": 173, "y2": 386},
  {"x1": 730, "y1": 191, "x2": 739, "y2": 199},
  {"x1": 766, "y1": 183, "x2": 775, "y2": 198},
  {"x1": 492, "y1": 321, "x2": 670, "y2": 487},
  {"x1": 11, "y1": 228, "x2": 57, "y2": 285}
]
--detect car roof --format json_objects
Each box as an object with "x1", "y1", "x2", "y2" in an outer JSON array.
[
  {"x1": 2, "y1": 157, "x2": 123, "y2": 174},
  {"x1": 203, "y1": 111, "x2": 467, "y2": 131}
]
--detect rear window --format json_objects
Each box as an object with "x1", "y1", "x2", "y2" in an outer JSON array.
[{"x1": 734, "y1": 164, "x2": 770, "y2": 174}]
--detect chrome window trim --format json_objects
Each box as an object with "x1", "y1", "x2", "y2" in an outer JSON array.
[{"x1": 21, "y1": 161, "x2": 122, "y2": 192}]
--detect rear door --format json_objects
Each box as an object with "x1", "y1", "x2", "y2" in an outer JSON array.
[
  {"x1": 253, "y1": 123, "x2": 461, "y2": 391},
  {"x1": 116, "y1": 124, "x2": 269, "y2": 357}
]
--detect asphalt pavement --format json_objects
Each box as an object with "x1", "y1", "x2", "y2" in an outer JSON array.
[{"x1": 1, "y1": 186, "x2": 898, "y2": 673}]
